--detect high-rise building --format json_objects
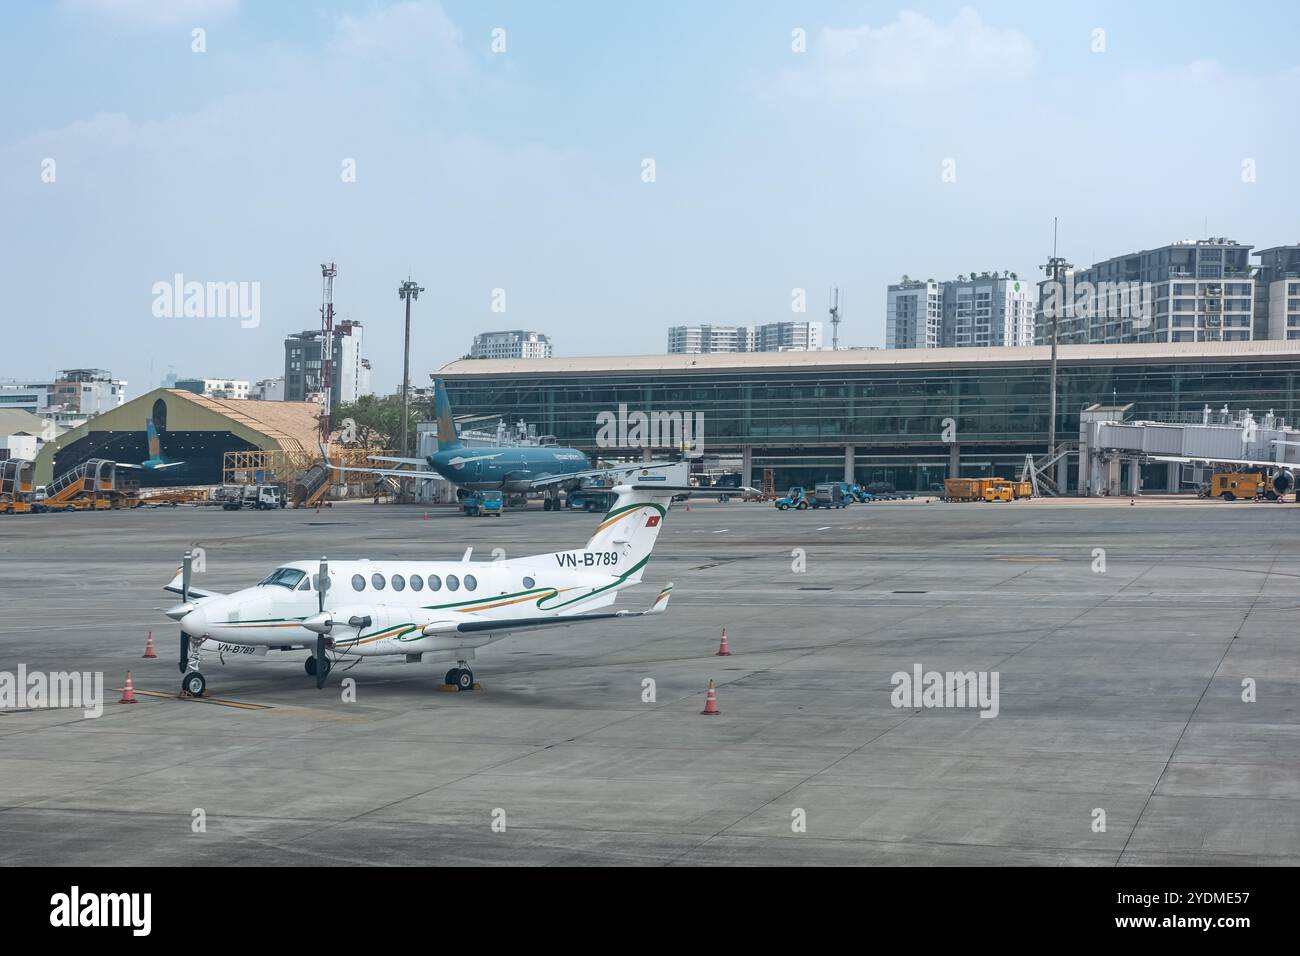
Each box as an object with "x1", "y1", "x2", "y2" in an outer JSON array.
[
  {"x1": 470, "y1": 330, "x2": 553, "y2": 360},
  {"x1": 753, "y1": 321, "x2": 822, "y2": 352},
  {"x1": 284, "y1": 320, "x2": 371, "y2": 408},
  {"x1": 1255, "y1": 245, "x2": 1300, "y2": 342},
  {"x1": 886, "y1": 275, "x2": 1033, "y2": 349},
  {"x1": 1035, "y1": 239, "x2": 1256, "y2": 345},
  {"x1": 667, "y1": 325, "x2": 755, "y2": 353},
  {"x1": 668, "y1": 322, "x2": 820, "y2": 353},
  {"x1": 886, "y1": 280, "x2": 943, "y2": 349},
  {"x1": 174, "y1": 378, "x2": 250, "y2": 400}
]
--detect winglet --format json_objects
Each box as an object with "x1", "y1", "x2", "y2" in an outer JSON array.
[{"x1": 649, "y1": 582, "x2": 673, "y2": 614}]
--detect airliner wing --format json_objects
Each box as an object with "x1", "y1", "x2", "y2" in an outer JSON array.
[
  {"x1": 320, "y1": 447, "x2": 441, "y2": 480},
  {"x1": 420, "y1": 584, "x2": 673, "y2": 637},
  {"x1": 528, "y1": 461, "x2": 686, "y2": 489},
  {"x1": 152, "y1": 461, "x2": 186, "y2": 470},
  {"x1": 368, "y1": 456, "x2": 428, "y2": 466}
]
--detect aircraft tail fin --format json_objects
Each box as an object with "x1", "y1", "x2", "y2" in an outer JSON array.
[
  {"x1": 433, "y1": 378, "x2": 461, "y2": 450},
  {"x1": 146, "y1": 418, "x2": 161, "y2": 458},
  {"x1": 583, "y1": 484, "x2": 687, "y2": 584}
]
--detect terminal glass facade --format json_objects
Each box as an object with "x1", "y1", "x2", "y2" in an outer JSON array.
[{"x1": 443, "y1": 358, "x2": 1300, "y2": 489}]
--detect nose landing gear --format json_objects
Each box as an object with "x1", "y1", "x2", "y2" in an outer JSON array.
[{"x1": 304, "y1": 655, "x2": 333, "y2": 681}]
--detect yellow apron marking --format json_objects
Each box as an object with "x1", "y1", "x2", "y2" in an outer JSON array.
[{"x1": 117, "y1": 687, "x2": 272, "y2": 710}]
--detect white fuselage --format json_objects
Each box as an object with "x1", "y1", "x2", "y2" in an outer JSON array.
[{"x1": 178, "y1": 556, "x2": 628, "y2": 659}]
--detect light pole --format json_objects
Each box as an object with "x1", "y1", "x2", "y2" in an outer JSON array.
[
  {"x1": 1041, "y1": 219, "x2": 1072, "y2": 465},
  {"x1": 397, "y1": 278, "x2": 424, "y2": 458}
]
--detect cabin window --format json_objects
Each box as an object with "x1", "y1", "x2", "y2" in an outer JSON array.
[
  {"x1": 522, "y1": 576, "x2": 535, "y2": 589},
  {"x1": 410, "y1": 575, "x2": 424, "y2": 592},
  {"x1": 446, "y1": 574, "x2": 460, "y2": 592},
  {"x1": 464, "y1": 574, "x2": 477, "y2": 591},
  {"x1": 259, "y1": 568, "x2": 305, "y2": 590},
  {"x1": 298, "y1": 578, "x2": 312, "y2": 591},
  {"x1": 352, "y1": 574, "x2": 365, "y2": 592},
  {"x1": 371, "y1": 573, "x2": 386, "y2": 591},
  {"x1": 392, "y1": 574, "x2": 406, "y2": 592},
  {"x1": 428, "y1": 575, "x2": 442, "y2": 591}
]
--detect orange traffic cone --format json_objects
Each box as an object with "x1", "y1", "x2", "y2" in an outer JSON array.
[
  {"x1": 142, "y1": 631, "x2": 157, "y2": 658},
  {"x1": 119, "y1": 671, "x2": 138, "y2": 704},
  {"x1": 700, "y1": 679, "x2": 720, "y2": 715},
  {"x1": 716, "y1": 627, "x2": 731, "y2": 656}
]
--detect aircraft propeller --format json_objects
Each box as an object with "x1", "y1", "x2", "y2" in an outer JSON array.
[
  {"x1": 178, "y1": 550, "x2": 192, "y2": 674},
  {"x1": 313, "y1": 556, "x2": 330, "y2": 689}
]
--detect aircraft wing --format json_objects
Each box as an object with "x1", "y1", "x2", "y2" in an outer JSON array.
[
  {"x1": 152, "y1": 461, "x2": 186, "y2": 470},
  {"x1": 528, "y1": 461, "x2": 686, "y2": 489},
  {"x1": 320, "y1": 446, "x2": 441, "y2": 480},
  {"x1": 420, "y1": 584, "x2": 673, "y2": 638},
  {"x1": 115, "y1": 462, "x2": 142, "y2": 469},
  {"x1": 163, "y1": 569, "x2": 224, "y2": 601},
  {"x1": 368, "y1": 455, "x2": 428, "y2": 466}
]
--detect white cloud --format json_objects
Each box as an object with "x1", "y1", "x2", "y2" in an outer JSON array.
[
  {"x1": 796, "y1": 7, "x2": 1038, "y2": 97},
  {"x1": 332, "y1": 0, "x2": 468, "y2": 73},
  {"x1": 61, "y1": 0, "x2": 239, "y2": 29}
]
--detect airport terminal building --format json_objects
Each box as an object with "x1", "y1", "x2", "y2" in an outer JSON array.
[{"x1": 438, "y1": 341, "x2": 1300, "y2": 492}]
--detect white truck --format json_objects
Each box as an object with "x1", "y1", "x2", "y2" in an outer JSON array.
[{"x1": 221, "y1": 484, "x2": 283, "y2": 511}]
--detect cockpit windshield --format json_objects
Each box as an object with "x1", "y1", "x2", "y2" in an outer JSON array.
[{"x1": 259, "y1": 567, "x2": 306, "y2": 590}]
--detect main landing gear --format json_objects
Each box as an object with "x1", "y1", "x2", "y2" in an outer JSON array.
[
  {"x1": 444, "y1": 661, "x2": 476, "y2": 691},
  {"x1": 304, "y1": 655, "x2": 333, "y2": 681}
]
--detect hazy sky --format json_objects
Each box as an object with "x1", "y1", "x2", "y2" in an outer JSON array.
[{"x1": 3, "y1": 1, "x2": 1299, "y2": 399}]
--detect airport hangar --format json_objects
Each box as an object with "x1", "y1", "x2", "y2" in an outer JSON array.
[
  {"x1": 32, "y1": 388, "x2": 323, "y2": 488},
  {"x1": 438, "y1": 340, "x2": 1300, "y2": 494}
]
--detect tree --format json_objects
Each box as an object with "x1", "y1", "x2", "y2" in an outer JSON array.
[{"x1": 335, "y1": 394, "x2": 418, "y2": 450}]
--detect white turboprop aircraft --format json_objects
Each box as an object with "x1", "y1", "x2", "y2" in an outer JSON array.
[{"x1": 162, "y1": 483, "x2": 683, "y2": 697}]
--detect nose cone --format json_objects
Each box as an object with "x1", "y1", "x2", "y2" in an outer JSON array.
[
  {"x1": 179, "y1": 605, "x2": 209, "y2": 638},
  {"x1": 164, "y1": 601, "x2": 196, "y2": 622}
]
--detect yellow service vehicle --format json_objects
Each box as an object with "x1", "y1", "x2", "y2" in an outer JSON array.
[
  {"x1": 1209, "y1": 472, "x2": 1277, "y2": 501},
  {"x1": 1012, "y1": 481, "x2": 1034, "y2": 499},
  {"x1": 982, "y1": 479, "x2": 1015, "y2": 502},
  {"x1": 942, "y1": 478, "x2": 988, "y2": 502}
]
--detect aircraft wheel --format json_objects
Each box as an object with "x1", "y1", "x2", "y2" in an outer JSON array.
[
  {"x1": 542, "y1": 498, "x2": 552, "y2": 511},
  {"x1": 457, "y1": 668, "x2": 475, "y2": 691},
  {"x1": 445, "y1": 668, "x2": 461, "y2": 686},
  {"x1": 182, "y1": 671, "x2": 206, "y2": 698},
  {"x1": 305, "y1": 656, "x2": 317, "y2": 676},
  {"x1": 1265, "y1": 491, "x2": 1278, "y2": 501}
]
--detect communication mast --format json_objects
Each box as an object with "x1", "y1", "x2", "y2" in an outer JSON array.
[
  {"x1": 319, "y1": 262, "x2": 337, "y2": 442},
  {"x1": 828, "y1": 286, "x2": 842, "y2": 350}
]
